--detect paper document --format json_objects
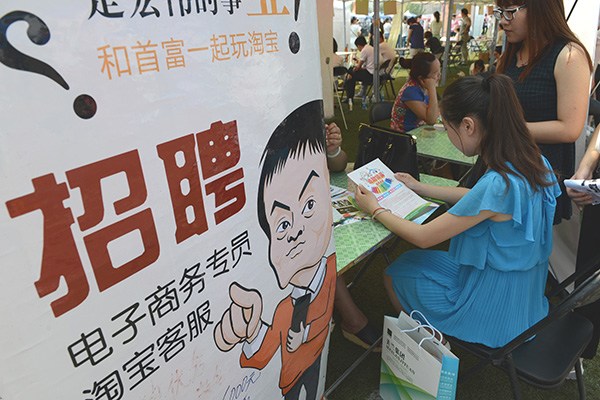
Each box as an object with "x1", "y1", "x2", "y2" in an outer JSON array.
[
  {"x1": 331, "y1": 193, "x2": 370, "y2": 226},
  {"x1": 330, "y1": 184, "x2": 347, "y2": 198},
  {"x1": 564, "y1": 179, "x2": 600, "y2": 205},
  {"x1": 348, "y1": 159, "x2": 439, "y2": 224}
]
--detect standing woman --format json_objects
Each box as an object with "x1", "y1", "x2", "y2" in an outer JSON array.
[
  {"x1": 430, "y1": 11, "x2": 443, "y2": 39},
  {"x1": 495, "y1": 0, "x2": 593, "y2": 223},
  {"x1": 406, "y1": 17, "x2": 425, "y2": 57}
]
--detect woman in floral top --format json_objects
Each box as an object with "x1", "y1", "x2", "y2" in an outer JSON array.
[{"x1": 391, "y1": 52, "x2": 440, "y2": 133}]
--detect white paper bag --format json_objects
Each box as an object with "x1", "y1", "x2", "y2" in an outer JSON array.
[{"x1": 380, "y1": 311, "x2": 459, "y2": 400}]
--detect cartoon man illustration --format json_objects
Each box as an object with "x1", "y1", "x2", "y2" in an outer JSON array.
[{"x1": 214, "y1": 100, "x2": 335, "y2": 400}]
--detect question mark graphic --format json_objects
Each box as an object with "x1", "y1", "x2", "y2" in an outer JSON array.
[
  {"x1": 288, "y1": 0, "x2": 301, "y2": 54},
  {"x1": 0, "y1": 11, "x2": 96, "y2": 119}
]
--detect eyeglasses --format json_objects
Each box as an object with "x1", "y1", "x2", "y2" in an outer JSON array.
[{"x1": 493, "y1": 5, "x2": 527, "y2": 21}]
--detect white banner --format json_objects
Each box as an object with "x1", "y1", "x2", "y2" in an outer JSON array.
[{"x1": 0, "y1": 1, "x2": 334, "y2": 399}]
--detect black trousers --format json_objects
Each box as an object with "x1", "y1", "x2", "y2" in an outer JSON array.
[
  {"x1": 344, "y1": 69, "x2": 373, "y2": 100},
  {"x1": 284, "y1": 353, "x2": 322, "y2": 400},
  {"x1": 575, "y1": 203, "x2": 600, "y2": 359}
]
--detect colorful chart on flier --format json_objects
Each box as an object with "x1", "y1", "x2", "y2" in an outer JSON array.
[
  {"x1": 348, "y1": 159, "x2": 439, "y2": 224},
  {"x1": 354, "y1": 163, "x2": 402, "y2": 201}
]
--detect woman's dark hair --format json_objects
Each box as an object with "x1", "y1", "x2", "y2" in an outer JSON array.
[
  {"x1": 407, "y1": 17, "x2": 417, "y2": 24},
  {"x1": 351, "y1": 16, "x2": 358, "y2": 24},
  {"x1": 433, "y1": 11, "x2": 440, "y2": 22},
  {"x1": 496, "y1": 0, "x2": 592, "y2": 80},
  {"x1": 441, "y1": 74, "x2": 551, "y2": 189},
  {"x1": 408, "y1": 52, "x2": 437, "y2": 82}
]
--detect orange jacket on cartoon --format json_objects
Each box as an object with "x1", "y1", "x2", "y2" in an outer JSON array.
[{"x1": 240, "y1": 254, "x2": 335, "y2": 395}]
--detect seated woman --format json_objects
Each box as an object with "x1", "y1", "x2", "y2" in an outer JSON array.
[
  {"x1": 355, "y1": 74, "x2": 560, "y2": 348},
  {"x1": 424, "y1": 31, "x2": 444, "y2": 60},
  {"x1": 390, "y1": 52, "x2": 440, "y2": 133}
]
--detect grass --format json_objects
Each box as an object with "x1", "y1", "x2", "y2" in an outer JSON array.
[
  {"x1": 329, "y1": 64, "x2": 467, "y2": 163},
  {"x1": 324, "y1": 69, "x2": 600, "y2": 399}
]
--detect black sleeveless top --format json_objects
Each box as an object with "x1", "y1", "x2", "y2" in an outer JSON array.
[{"x1": 504, "y1": 40, "x2": 572, "y2": 224}]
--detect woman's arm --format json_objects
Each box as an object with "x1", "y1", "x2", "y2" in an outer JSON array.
[
  {"x1": 395, "y1": 172, "x2": 468, "y2": 205},
  {"x1": 404, "y1": 79, "x2": 439, "y2": 125},
  {"x1": 355, "y1": 185, "x2": 496, "y2": 248},
  {"x1": 527, "y1": 43, "x2": 592, "y2": 144}
]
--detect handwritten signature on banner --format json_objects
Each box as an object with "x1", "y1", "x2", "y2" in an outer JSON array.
[
  {"x1": 69, "y1": 230, "x2": 251, "y2": 397},
  {"x1": 97, "y1": 31, "x2": 279, "y2": 79},
  {"x1": 5, "y1": 120, "x2": 246, "y2": 318},
  {"x1": 89, "y1": 0, "x2": 291, "y2": 19}
]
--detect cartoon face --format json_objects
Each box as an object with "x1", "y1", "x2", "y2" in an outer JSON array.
[{"x1": 263, "y1": 150, "x2": 332, "y2": 289}]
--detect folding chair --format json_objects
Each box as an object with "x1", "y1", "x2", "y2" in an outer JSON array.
[
  {"x1": 379, "y1": 57, "x2": 397, "y2": 99},
  {"x1": 447, "y1": 254, "x2": 600, "y2": 400},
  {"x1": 368, "y1": 101, "x2": 393, "y2": 125},
  {"x1": 448, "y1": 41, "x2": 463, "y2": 66},
  {"x1": 365, "y1": 59, "x2": 392, "y2": 101},
  {"x1": 332, "y1": 66, "x2": 348, "y2": 129}
]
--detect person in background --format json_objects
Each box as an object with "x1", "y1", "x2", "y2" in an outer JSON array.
[
  {"x1": 567, "y1": 124, "x2": 600, "y2": 367},
  {"x1": 424, "y1": 31, "x2": 444, "y2": 60},
  {"x1": 450, "y1": 14, "x2": 460, "y2": 37},
  {"x1": 430, "y1": 11, "x2": 443, "y2": 38},
  {"x1": 374, "y1": 30, "x2": 396, "y2": 72},
  {"x1": 349, "y1": 16, "x2": 362, "y2": 51},
  {"x1": 470, "y1": 59, "x2": 487, "y2": 75},
  {"x1": 355, "y1": 74, "x2": 561, "y2": 349},
  {"x1": 406, "y1": 17, "x2": 425, "y2": 57},
  {"x1": 325, "y1": 122, "x2": 348, "y2": 172},
  {"x1": 331, "y1": 38, "x2": 345, "y2": 68},
  {"x1": 496, "y1": 24, "x2": 506, "y2": 52},
  {"x1": 344, "y1": 36, "x2": 377, "y2": 111},
  {"x1": 482, "y1": 13, "x2": 489, "y2": 35},
  {"x1": 495, "y1": 0, "x2": 593, "y2": 224},
  {"x1": 458, "y1": 8, "x2": 472, "y2": 64},
  {"x1": 398, "y1": 16, "x2": 409, "y2": 47},
  {"x1": 383, "y1": 17, "x2": 392, "y2": 40},
  {"x1": 390, "y1": 52, "x2": 440, "y2": 133}
]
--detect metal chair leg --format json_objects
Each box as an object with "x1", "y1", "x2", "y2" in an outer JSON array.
[
  {"x1": 504, "y1": 355, "x2": 523, "y2": 400},
  {"x1": 575, "y1": 358, "x2": 586, "y2": 400}
]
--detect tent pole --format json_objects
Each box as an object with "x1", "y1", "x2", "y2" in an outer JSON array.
[
  {"x1": 399, "y1": 0, "x2": 404, "y2": 48},
  {"x1": 441, "y1": 0, "x2": 454, "y2": 86},
  {"x1": 490, "y1": 16, "x2": 499, "y2": 66},
  {"x1": 343, "y1": 0, "x2": 348, "y2": 50},
  {"x1": 373, "y1": 0, "x2": 380, "y2": 103}
]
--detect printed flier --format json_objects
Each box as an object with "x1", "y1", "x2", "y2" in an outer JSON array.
[{"x1": 347, "y1": 159, "x2": 438, "y2": 224}]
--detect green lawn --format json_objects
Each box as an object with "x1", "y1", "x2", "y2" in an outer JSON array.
[{"x1": 324, "y1": 69, "x2": 600, "y2": 400}]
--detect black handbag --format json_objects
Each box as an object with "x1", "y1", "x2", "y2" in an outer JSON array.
[{"x1": 354, "y1": 123, "x2": 419, "y2": 180}]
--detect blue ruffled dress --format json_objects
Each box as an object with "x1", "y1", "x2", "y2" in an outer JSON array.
[{"x1": 386, "y1": 158, "x2": 561, "y2": 348}]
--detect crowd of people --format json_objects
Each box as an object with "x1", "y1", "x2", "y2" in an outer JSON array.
[{"x1": 331, "y1": 0, "x2": 600, "y2": 373}]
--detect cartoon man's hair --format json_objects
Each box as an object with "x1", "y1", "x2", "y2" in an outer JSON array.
[{"x1": 257, "y1": 100, "x2": 326, "y2": 239}]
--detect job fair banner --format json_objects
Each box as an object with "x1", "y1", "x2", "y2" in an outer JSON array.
[{"x1": 0, "y1": 1, "x2": 336, "y2": 399}]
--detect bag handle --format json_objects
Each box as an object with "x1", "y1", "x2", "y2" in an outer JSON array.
[{"x1": 400, "y1": 310, "x2": 445, "y2": 348}]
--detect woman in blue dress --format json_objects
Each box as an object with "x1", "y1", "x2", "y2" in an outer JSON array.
[{"x1": 355, "y1": 74, "x2": 561, "y2": 348}]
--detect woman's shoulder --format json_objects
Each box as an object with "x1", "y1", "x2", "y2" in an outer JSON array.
[{"x1": 555, "y1": 41, "x2": 591, "y2": 70}]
